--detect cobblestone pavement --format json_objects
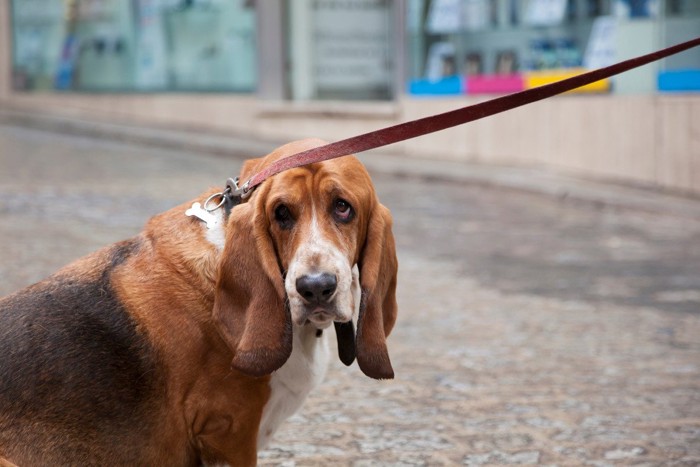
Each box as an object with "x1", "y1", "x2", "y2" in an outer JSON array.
[{"x1": 1, "y1": 124, "x2": 699, "y2": 466}]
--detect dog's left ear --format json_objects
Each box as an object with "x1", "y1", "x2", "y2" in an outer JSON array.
[
  {"x1": 356, "y1": 203, "x2": 398, "y2": 380},
  {"x1": 212, "y1": 197, "x2": 292, "y2": 377}
]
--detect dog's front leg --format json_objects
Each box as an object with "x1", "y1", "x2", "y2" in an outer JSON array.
[{"x1": 193, "y1": 412, "x2": 260, "y2": 467}]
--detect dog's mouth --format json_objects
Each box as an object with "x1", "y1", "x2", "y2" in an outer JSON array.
[
  {"x1": 306, "y1": 312, "x2": 333, "y2": 328},
  {"x1": 301, "y1": 306, "x2": 339, "y2": 328}
]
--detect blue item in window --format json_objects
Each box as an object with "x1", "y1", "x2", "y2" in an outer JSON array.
[
  {"x1": 409, "y1": 76, "x2": 464, "y2": 95},
  {"x1": 54, "y1": 35, "x2": 78, "y2": 90},
  {"x1": 658, "y1": 70, "x2": 700, "y2": 92}
]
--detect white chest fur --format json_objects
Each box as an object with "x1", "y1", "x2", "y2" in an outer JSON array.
[{"x1": 257, "y1": 325, "x2": 330, "y2": 450}]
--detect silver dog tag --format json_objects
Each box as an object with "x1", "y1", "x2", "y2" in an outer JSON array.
[{"x1": 185, "y1": 202, "x2": 220, "y2": 229}]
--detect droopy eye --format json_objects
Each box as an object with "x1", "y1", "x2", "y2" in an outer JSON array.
[
  {"x1": 333, "y1": 199, "x2": 354, "y2": 223},
  {"x1": 274, "y1": 204, "x2": 294, "y2": 229}
]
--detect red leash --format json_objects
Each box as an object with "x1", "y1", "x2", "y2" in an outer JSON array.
[{"x1": 235, "y1": 36, "x2": 700, "y2": 198}]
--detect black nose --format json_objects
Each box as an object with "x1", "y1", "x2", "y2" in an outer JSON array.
[{"x1": 296, "y1": 273, "x2": 337, "y2": 304}]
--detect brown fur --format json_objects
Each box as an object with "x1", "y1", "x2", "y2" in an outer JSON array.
[{"x1": 0, "y1": 139, "x2": 397, "y2": 465}]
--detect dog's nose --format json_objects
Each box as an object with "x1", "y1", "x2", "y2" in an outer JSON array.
[{"x1": 296, "y1": 273, "x2": 337, "y2": 304}]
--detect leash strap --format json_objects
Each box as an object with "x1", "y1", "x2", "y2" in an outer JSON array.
[{"x1": 237, "y1": 36, "x2": 700, "y2": 197}]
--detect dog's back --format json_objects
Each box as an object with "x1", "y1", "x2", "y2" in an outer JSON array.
[{"x1": 0, "y1": 240, "x2": 168, "y2": 465}]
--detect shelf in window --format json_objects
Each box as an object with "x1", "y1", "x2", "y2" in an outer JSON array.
[
  {"x1": 465, "y1": 74, "x2": 524, "y2": 94},
  {"x1": 408, "y1": 76, "x2": 465, "y2": 96},
  {"x1": 658, "y1": 70, "x2": 700, "y2": 92},
  {"x1": 524, "y1": 68, "x2": 610, "y2": 93}
]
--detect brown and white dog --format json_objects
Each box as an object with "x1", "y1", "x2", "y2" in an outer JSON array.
[{"x1": 0, "y1": 139, "x2": 398, "y2": 466}]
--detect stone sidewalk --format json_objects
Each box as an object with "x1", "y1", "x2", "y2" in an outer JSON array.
[{"x1": 0, "y1": 122, "x2": 699, "y2": 465}]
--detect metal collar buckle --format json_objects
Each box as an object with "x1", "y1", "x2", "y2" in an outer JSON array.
[{"x1": 203, "y1": 177, "x2": 251, "y2": 213}]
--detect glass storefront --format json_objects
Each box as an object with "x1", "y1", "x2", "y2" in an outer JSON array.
[
  {"x1": 407, "y1": 0, "x2": 700, "y2": 95},
  {"x1": 11, "y1": 0, "x2": 257, "y2": 92},
  {"x1": 286, "y1": 0, "x2": 395, "y2": 100},
  {"x1": 8, "y1": 0, "x2": 698, "y2": 96}
]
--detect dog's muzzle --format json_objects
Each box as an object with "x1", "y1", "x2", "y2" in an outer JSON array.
[{"x1": 295, "y1": 272, "x2": 350, "y2": 328}]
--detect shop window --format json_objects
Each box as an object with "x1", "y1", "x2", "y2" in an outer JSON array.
[
  {"x1": 286, "y1": 0, "x2": 395, "y2": 100},
  {"x1": 657, "y1": 1, "x2": 700, "y2": 92},
  {"x1": 407, "y1": 0, "x2": 700, "y2": 96},
  {"x1": 11, "y1": 0, "x2": 257, "y2": 92}
]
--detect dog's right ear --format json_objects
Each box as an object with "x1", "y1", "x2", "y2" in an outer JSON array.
[
  {"x1": 356, "y1": 203, "x2": 398, "y2": 380},
  {"x1": 212, "y1": 196, "x2": 292, "y2": 377}
]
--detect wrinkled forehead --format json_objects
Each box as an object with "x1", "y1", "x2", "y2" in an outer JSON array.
[{"x1": 267, "y1": 157, "x2": 375, "y2": 207}]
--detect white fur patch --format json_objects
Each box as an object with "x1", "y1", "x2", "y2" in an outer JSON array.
[
  {"x1": 203, "y1": 209, "x2": 226, "y2": 251},
  {"x1": 351, "y1": 264, "x2": 361, "y2": 317},
  {"x1": 257, "y1": 325, "x2": 330, "y2": 449},
  {"x1": 284, "y1": 210, "x2": 355, "y2": 326}
]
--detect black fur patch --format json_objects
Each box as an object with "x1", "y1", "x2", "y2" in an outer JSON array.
[
  {"x1": 0, "y1": 238, "x2": 162, "y2": 456},
  {"x1": 334, "y1": 321, "x2": 356, "y2": 366}
]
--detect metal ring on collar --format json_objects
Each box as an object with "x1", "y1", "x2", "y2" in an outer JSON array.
[{"x1": 203, "y1": 190, "x2": 228, "y2": 212}]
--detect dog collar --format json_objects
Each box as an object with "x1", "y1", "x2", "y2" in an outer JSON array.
[{"x1": 185, "y1": 178, "x2": 244, "y2": 228}]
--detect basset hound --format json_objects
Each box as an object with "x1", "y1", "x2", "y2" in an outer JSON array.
[{"x1": 0, "y1": 139, "x2": 398, "y2": 466}]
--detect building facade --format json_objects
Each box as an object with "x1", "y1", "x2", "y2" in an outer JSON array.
[{"x1": 1, "y1": 0, "x2": 699, "y2": 194}]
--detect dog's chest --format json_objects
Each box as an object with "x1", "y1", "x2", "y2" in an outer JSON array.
[{"x1": 257, "y1": 327, "x2": 330, "y2": 449}]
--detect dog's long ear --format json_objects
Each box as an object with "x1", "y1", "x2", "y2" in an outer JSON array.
[
  {"x1": 212, "y1": 197, "x2": 292, "y2": 377},
  {"x1": 357, "y1": 203, "x2": 398, "y2": 380}
]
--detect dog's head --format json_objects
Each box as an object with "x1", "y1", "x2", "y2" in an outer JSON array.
[{"x1": 212, "y1": 139, "x2": 398, "y2": 379}]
